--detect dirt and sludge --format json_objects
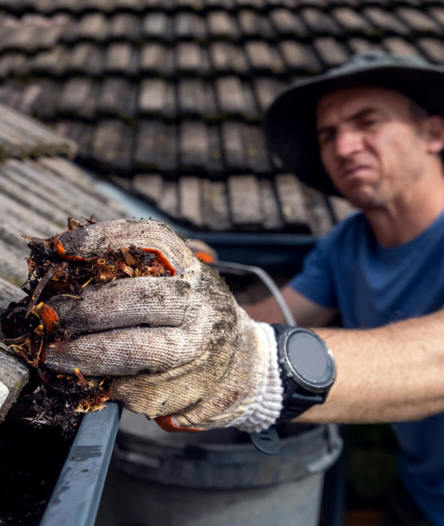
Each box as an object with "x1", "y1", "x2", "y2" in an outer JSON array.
[{"x1": 1, "y1": 218, "x2": 174, "y2": 435}]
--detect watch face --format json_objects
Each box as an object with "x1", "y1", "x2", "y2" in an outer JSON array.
[{"x1": 286, "y1": 330, "x2": 335, "y2": 391}]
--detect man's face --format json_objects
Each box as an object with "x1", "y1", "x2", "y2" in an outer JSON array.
[{"x1": 316, "y1": 86, "x2": 432, "y2": 209}]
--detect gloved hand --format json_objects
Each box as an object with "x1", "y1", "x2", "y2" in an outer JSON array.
[{"x1": 44, "y1": 220, "x2": 283, "y2": 432}]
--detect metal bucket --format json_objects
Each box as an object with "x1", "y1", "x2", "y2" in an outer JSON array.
[{"x1": 96, "y1": 411, "x2": 342, "y2": 526}]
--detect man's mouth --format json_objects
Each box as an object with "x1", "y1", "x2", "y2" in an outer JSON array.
[{"x1": 342, "y1": 165, "x2": 372, "y2": 179}]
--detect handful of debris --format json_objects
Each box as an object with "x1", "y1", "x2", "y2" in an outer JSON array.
[{"x1": 1, "y1": 218, "x2": 174, "y2": 435}]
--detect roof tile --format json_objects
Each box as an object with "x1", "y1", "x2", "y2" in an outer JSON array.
[
  {"x1": 243, "y1": 124, "x2": 270, "y2": 173},
  {"x1": 427, "y1": 7, "x2": 444, "y2": 29},
  {"x1": 141, "y1": 12, "x2": 172, "y2": 40},
  {"x1": 175, "y1": 11, "x2": 207, "y2": 41},
  {"x1": 132, "y1": 173, "x2": 163, "y2": 204},
  {"x1": 206, "y1": 124, "x2": 224, "y2": 173},
  {"x1": 275, "y1": 173, "x2": 310, "y2": 229},
  {"x1": 253, "y1": 77, "x2": 283, "y2": 113},
  {"x1": 202, "y1": 179, "x2": 231, "y2": 231},
  {"x1": 238, "y1": 9, "x2": 275, "y2": 39},
  {"x1": 38, "y1": 19, "x2": 68, "y2": 48},
  {"x1": 141, "y1": 0, "x2": 172, "y2": 8},
  {"x1": 216, "y1": 76, "x2": 247, "y2": 116},
  {"x1": 92, "y1": 119, "x2": 133, "y2": 173},
  {"x1": 313, "y1": 37, "x2": 349, "y2": 67},
  {"x1": 383, "y1": 36, "x2": 422, "y2": 57},
  {"x1": 141, "y1": 0, "x2": 173, "y2": 8},
  {"x1": 300, "y1": 7, "x2": 341, "y2": 35},
  {"x1": 176, "y1": 42, "x2": 209, "y2": 74},
  {"x1": 258, "y1": 178, "x2": 283, "y2": 230},
  {"x1": 54, "y1": 120, "x2": 93, "y2": 157},
  {"x1": 58, "y1": 77, "x2": 97, "y2": 119},
  {"x1": 69, "y1": 43, "x2": 104, "y2": 75},
  {"x1": 30, "y1": 45, "x2": 67, "y2": 75},
  {"x1": 135, "y1": 120, "x2": 177, "y2": 172},
  {"x1": 228, "y1": 175, "x2": 263, "y2": 227},
  {"x1": 76, "y1": 13, "x2": 109, "y2": 42},
  {"x1": 279, "y1": 40, "x2": 322, "y2": 73},
  {"x1": 104, "y1": 42, "x2": 138, "y2": 75},
  {"x1": 179, "y1": 176, "x2": 204, "y2": 227},
  {"x1": 139, "y1": 78, "x2": 171, "y2": 115},
  {"x1": 114, "y1": 0, "x2": 145, "y2": 11},
  {"x1": 241, "y1": 80, "x2": 260, "y2": 121},
  {"x1": 207, "y1": 11, "x2": 239, "y2": 39},
  {"x1": 0, "y1": 162, "x2": 70, "y2": 227},
  {"x1": 235, "y1": 0, "x2": 265, "y2": 8},
  {"x1": 332, "y1": 7, "x2": 375, "y2": 35},
  {"x1": 267, "y1": 0, "x2": 300, "y2": 7},
  {"x1": 269, "y1": 8, "x2": 307, "y2": 38},
  {"x1": 396, "y1": 7, "x2": 441, "y2": 34},
  {"x1": 363, "y1": 7, "x2": 410, "y2": 35},
  {"x1": 179, "y1": 79, "x2": 218, "y2": 119},
  {"x1": 0, "y1": 187, "x2": 57, "y2": 238},
  {"x1": 31, "y1": 79, "x2": 58, "y2": 120},
  {"x1": 0, "y1": 101, "x2": 76, "y2": 158},
  {"x1": 245, "y1": 40, "x2": 284, "y2": 74},
  {"x1": 1, "y1": 23, "x2": 41, "y2": 53},
  {"x1": 417, "y1": 38, "x2": 444, "y2": 63},
  {"x1": 347, "y1": 37, "x2": 382, "y2": 54},
  {"x1": 300, "y1": 184, "x2": 332, "y2": 236},
  {"x1": 158, "y1": 179, "x2": 179, "y2": 218},
  {"x1": 6, "y1": 158, "x2": 117, "y2": 225},
  {"x1": 209, "y1": 41, "x2": 249, "y2": 75},
  {"x1": 17, "y1": 83, "x2": 42, "y2": 114},
  {"x1": 109, "y1": 13, "x2": 141, "y2": 41},
  {"x1": 140, "y1": 43, "x2": 173, "y2": 75},
  {"x1": 97, "y1": 78, "x2": 136, "y2": 118},
  {"x1": 39, "y1": 157, "x2": 126, "y2": 218},
  {"x1": 222, "y1": 121, "x2": 247, "y2": 171},
  {"x1": 204, "y1": 0, "x2": 235, "y2": 9},
  {"x1": 179, "y1": 120, "x2": 209, "y2": 171},
  {"x1": 176, "y1": 0, "x2": 204, "y2": 10},
  {"x1": 0, "y1": 53, "x2": 26, "y2": 78}
]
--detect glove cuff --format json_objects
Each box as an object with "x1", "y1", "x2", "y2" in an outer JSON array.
[{"x1": 230, "y1": 322, "x2": 283, "y2": 433}]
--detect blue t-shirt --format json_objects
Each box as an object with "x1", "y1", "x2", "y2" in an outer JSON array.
[{"x1": 290, "y1": 211, "x2": 444, "y2": 526}]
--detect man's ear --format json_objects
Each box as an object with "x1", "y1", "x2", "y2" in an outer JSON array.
[{"x1": 424, "y1": 116, "x2": 444, "y2": 155}]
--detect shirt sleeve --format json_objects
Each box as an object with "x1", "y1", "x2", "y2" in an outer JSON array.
[{"x1": 288, "y1": 234, "x2": 338, "y2": 309}]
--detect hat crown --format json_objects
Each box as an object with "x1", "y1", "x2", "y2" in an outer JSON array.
[{"x1": 327, "y1": 51, "x2": 429, "y2": 78}]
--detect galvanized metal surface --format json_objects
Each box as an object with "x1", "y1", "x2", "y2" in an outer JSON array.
[{"x1": 39, "y1": 403, "x2": 120, "y2": 526}]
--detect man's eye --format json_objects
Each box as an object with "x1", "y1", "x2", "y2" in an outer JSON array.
[
  {"x1": 319, "y1": 132, "x2": 334, "y2": 146},
  {"x1": 362, "y1": 119, "x2": 377, "y2": 128}
]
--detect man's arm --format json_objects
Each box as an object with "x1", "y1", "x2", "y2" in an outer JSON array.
[
  {"x1": 243, "y1": 285, "x2": 337, "y2": 326},
  {"x1": 298, "y1": 309, "x2": 444, "y2": 424}
]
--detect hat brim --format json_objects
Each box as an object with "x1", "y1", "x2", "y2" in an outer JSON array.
[{"x1": 265, "y1": 63, "x2": 444, "y2": 195}]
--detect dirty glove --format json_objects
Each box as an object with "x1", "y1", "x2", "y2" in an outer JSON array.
[{"x1": 44, "y1": 220, "x2": 283, "y2": 432}]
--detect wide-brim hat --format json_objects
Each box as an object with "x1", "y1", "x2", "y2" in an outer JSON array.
[{"x1": 265, "y1": 52, "x2": 444, "y2": 195}]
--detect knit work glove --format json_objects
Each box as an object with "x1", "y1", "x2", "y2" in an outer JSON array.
[{"x1": 44, "y1": 220, "x2": 283, "y2": 432}]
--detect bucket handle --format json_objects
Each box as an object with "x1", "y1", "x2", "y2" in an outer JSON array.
[{"x1": 306, "y1": 424, "x2": 343, "y2": 474}]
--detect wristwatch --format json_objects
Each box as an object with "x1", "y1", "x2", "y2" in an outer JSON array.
[{"x1": 273, "y1": 324, "x2": 336, "y2": 421}]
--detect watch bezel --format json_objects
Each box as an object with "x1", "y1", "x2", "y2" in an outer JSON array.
[{"x1": 279, "y1": 328, "x2": 336, "y2": 394}]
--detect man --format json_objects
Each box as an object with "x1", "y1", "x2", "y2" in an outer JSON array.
[{"x1": 40, "y1": 53, "x2": 444, "y2": 524}]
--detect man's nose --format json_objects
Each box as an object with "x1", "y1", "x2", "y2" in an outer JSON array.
[{"x1": 335, "y1": 128, "x2": 363, "y2": 157}]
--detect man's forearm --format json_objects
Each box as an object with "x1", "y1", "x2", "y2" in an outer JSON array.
[{"x1": 296, "y1": 309, "x2": 444, "y2": 424}]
